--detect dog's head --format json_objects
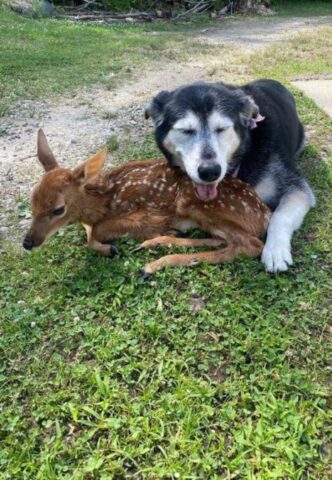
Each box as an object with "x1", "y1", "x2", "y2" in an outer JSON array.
[{"x1": 145, "y1": 82, "x2": 260, "y2": 200}]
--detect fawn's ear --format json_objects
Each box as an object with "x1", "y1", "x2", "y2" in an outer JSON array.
[
  {"x1": 83, "y1": 149, "x2": 109, "y2": 195},
  {"x1": 84, "y1": 148, "x2": 108, "y2": 180},
  {"x1": 84, "y1": 179, "x2": 109, "y2": 196},
  {"x1": 73, "y1": 148, "x2": 107, "y2": 183},
  {"x1": 37, "y1": 129, "x2": 59, "y2": 172}
]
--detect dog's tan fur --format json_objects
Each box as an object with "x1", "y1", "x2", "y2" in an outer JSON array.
[{"x1": 24, "y1": 130, "x2": 271, "y2": 274}]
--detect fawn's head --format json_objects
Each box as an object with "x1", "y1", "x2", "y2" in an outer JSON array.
[{"x1": 23, "y1": 130, "x2": 107, "y2": 250}]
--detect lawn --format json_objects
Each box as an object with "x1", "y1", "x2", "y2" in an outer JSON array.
[
  {"x1": 0, "y1": 6, "x2": 193, "y2": 117},
  {"x1": 0, "y1": 3, "x2": 332, "y2": 479},
  {"x1": 271, "y1": 0, "x2": 332, "y2": 17}
]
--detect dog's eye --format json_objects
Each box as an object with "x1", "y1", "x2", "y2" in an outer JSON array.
[
  {"x1": 52, "y1": 206, "x2": 65, "y2": 216},
  {"x1": 215, "y1": 127, "x2": 225, "y2": 134},
  {"x1": 182, "y1": 129, "x2": 196, "y2": 135}
]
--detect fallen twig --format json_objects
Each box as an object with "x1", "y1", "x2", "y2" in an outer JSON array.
[
  {"x1": 173, "y1": 0, "x2": 214, "y2": 19},
  {"x1": 57, "y1": 11, "x2": 155, "y2": 22}
]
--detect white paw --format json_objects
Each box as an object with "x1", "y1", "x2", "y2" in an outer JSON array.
[{"x1": 261, "y1": 242, "x2": 293, "y2": 273}]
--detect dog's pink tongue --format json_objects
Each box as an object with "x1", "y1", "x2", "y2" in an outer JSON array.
[{"x1": 194, "y1": 182, "x2": 218, "y2": 200}]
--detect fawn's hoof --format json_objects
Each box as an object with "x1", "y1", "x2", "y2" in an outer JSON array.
[
  {"x1": 109, "y1": 245, "x2": 120, "y2": 257},
  {"x1": 138, "y1": 269, "x2": 151, "y2": 279}
]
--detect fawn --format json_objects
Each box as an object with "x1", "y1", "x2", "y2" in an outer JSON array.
[{"x1": 23, "y1": 130, "x2": 271, "y2": 275}]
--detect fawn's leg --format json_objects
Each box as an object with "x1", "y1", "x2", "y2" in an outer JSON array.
[
  {"x1": 142, "y1": 236, "x2": 264, "y2": 275},
  {"x1": 134, "y1": 235, "x2": 225, "y2": 251},
  {"x1": 92, "y1": 212, "x2": 172, "y2": 243},
  {"x1": 83, "y1": 224, "x2": 118, "y2": 257},
  {"x1": 83, "y1": 211, "x2": 173, "y2": 257}
]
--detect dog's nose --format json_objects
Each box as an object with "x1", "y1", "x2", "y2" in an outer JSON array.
[
  {"x1": 23, "y1": 238, "x2": 33, "y2": 250},
  {"x1": 198, "y1": 164, "x2": 221, "y2": 182}
]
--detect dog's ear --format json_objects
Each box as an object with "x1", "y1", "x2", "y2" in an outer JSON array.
[
  {"x1": 240, "y1": 95, "x2": 263, "y2": 128},
  {"x1": 144, "y1": 90, "x2": 172, "y2": 125},
  {"x1": 37, "y1": 129, "x2": 59, "y2": 172}
]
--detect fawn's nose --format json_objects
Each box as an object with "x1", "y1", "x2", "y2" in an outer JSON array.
[
  {"x1": 198, "y1": 164, "x2": 221, "y2": 182},
  {"x1": 23, "y1": 238, "x2": 33, "y2": 250}
]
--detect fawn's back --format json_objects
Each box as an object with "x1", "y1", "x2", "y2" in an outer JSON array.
[{"x1": 94, "y1": 159, "x2": 271, "y2": 240}]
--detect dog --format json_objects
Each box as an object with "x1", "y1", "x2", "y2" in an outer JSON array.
[{"x1": 145, "y1": 79, "x2": 315, "y2": 272}]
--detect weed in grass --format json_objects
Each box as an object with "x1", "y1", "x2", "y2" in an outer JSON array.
[
  {"x1": 106, "y1": 134, "x2": 120, "y2": 152},
  {"x1": 101, "y1": 110, "x2": 118, "y2": 120}
]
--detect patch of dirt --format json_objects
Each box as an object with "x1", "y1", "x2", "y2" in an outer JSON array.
[
  {"x1": 199, "y1": 16, "x2": 332, "y2": 47},
  {"x1": 1, "y1": 15, "x2": 331, "y2": 245}
]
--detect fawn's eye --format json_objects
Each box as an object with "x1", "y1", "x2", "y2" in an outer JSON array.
[{"x1": 52, "y1": 206, "x2": 65, "y2": 216}]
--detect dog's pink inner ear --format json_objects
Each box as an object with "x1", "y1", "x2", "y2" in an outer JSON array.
[
  {"x1": 37, "y1": 129, "x2": 59, "y2": 172},
  {"x1": 239, "y1": 95, "x2": 262, "y2": 128},
  {"x1": 249, "y1": 114, "x2": 265, "y2": 129}
]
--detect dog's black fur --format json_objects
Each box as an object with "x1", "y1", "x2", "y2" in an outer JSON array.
[
  {"x1": 148, "y1": 79, "x2": 306, "y2": 209},
  {"x1": 235, "y1": 80, "x2": 306, "y2": 208},
  {"x1": 146, "y1": 79, "x2": 315, "y2": 272}
]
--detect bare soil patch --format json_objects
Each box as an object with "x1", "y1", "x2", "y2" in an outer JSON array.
[{"x1": 199, "y1": 15, "x2": 332, "y2": 46}]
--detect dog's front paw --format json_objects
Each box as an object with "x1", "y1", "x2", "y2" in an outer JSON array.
[{"x1": 261, "y1": 241, "x2": 293, "y2": 273}]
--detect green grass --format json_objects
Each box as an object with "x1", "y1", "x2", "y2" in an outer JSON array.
[
  {"x1": 271, "y1": 0, "x2": 332, "y2": 17},
  {"x1": 1, "y1": 134, "x2": 331, "y2": 478},
  {"x1": 1, "y1": 7, "x2": 332, "y2": 480},
  {"x1": 252, "y1": 27, "x2": 332, "y2": 80},
  {"x1": 0, "y1": 6, "x2": 192, "y2": 116}
]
